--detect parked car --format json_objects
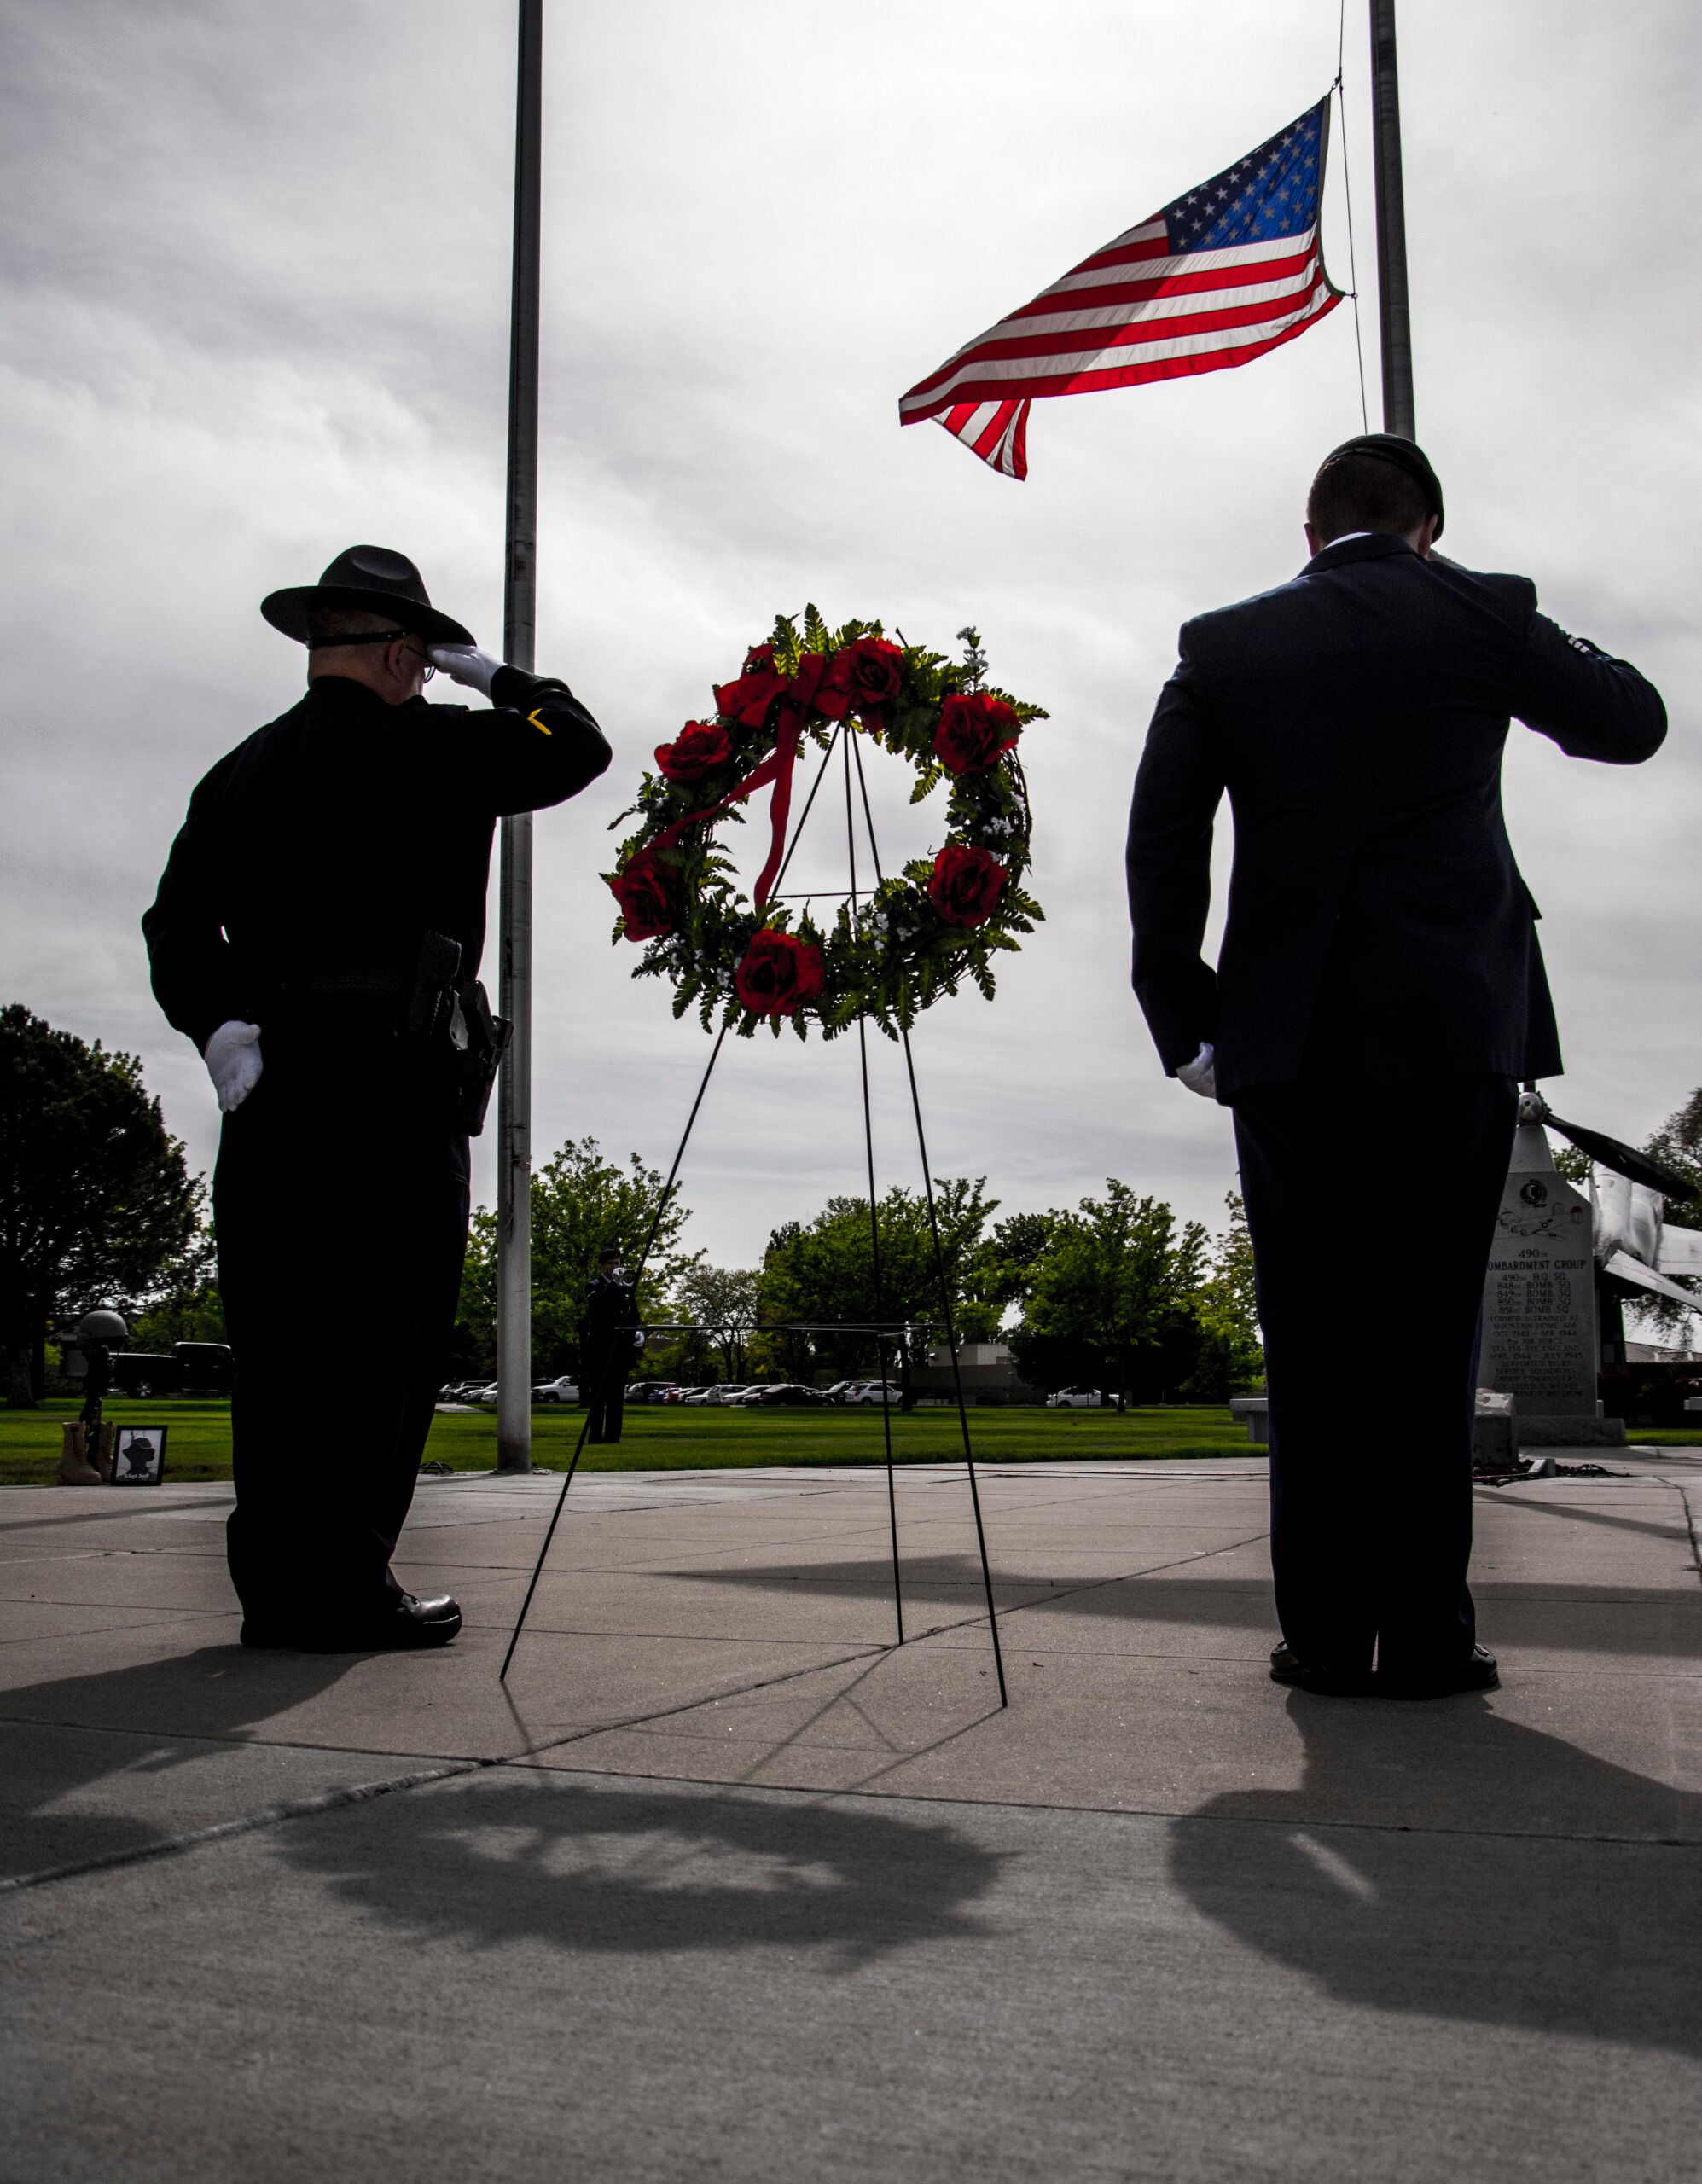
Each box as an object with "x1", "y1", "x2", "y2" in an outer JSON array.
[
  {"x1": 707, "y1": 1385, "x2": 754, "y2": 1405},
  {"x1": 109, "y1": 1351, "x2": 177, "y2": 1399},
  {"x1": 532, "y1": 1376, "x2": 580, "y2": 1404},
  {"x1": 465, "y1": 1382, "x2": 501, "y2": 1404},
  {"x1": 740, "y1": 1384, "x2": 826, "y2": 1407},
  {"x1": 821, "y1": 1380, "x2": 857, "y2": 1404},
  {"x1": 1046, "y1": 1385, "x2": 1101, "y2": 1409},
  {"x1": 632, "y1": 1383, "x2": 680, "y2": 1403},
  {"x1": 108, "y1": 1340, "x2": 235, "y2": 1399},
  {"x1": 843, "y1": 1381, "x2": 903, "y2": 1406},
  {"x1": 682, "y1": 1385, "x2": 722, "y2": 1405},
  {"x1": 174, "y1": 1342, "x2": 235, "y2": 1395}
]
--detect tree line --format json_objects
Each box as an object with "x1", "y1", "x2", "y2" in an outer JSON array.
[
  {"x1": 450, "y1": 1139, "x2": 1263, "y2": 1405},
  {"x1": 7, "y1": 1002, "x2": 1699, "y2": 1409}
]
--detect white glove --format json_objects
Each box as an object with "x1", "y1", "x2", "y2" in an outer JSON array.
[
  {"x1": 1176, "y1": 1042, "x2": 1217, "y2": 1100},
  {"x1": 205, "y1": 1020, "x2": 263, "y2": 1112},
  {"x1": 428, "y1": 645, "x2": 502, "y2": 697}
]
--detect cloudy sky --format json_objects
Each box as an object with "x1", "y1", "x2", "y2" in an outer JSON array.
[{"x1": 3, "y1": 0, "x2": 1697, "y2": 1280}]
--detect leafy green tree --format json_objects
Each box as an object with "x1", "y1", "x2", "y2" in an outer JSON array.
[
  {"x1": 758, "y1": 1178, "x2": 998, "y2": 1380},
  {"x1": 1179, "y1": 1193, "x2": 1264, "y2": 1399},
  {"x1": 128, "y1": 1180, "x2": 224, "y2": 1350},
  {"x1": 455, "y1": 1136, "x2": 695, "y2": 1379},
  {"x1": 971, "y1": 1210, "x2": 1060, "y2": 1326},
  {"x1": 0, "y1": 1005, "x2": 199, "y2": 1405},
  {"x1": 1008, "y1": 1181, "x2": 1209, "y2": 1409},
  {"x1": 674, "y1": 1263, "x2": 760, "y2": 1380}
]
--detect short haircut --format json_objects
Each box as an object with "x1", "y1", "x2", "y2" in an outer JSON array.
[
  {"x1": 305, "y1": 606, "x2": 405, "y2": 649},
  {"x1": 1306, "y1": 452, "x2": 1432, "y2": 545}
]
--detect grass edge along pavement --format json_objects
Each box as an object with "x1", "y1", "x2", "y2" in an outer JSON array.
[
  {"x1": 7, "y1": 1398, "x2": 1695, "y2": 1485},
  {"x1": 0, "y1": 1397, "x2": 1282, "y2": 1484}
]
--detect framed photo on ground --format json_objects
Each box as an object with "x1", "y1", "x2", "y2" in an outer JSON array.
[{"x1": 113, "y1": 1426, "x2": 166, "y2": 1485}]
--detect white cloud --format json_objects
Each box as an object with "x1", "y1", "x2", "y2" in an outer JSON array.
[{"x1": 2, "y1": 0, "x2": 1696, "y2": 1269}]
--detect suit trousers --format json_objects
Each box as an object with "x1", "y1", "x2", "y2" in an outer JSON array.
[
  {"x1": 213, "y1": 1031, "x2": 470, "y2": 1637},
  {"x1": 583, "y1": 1343, "x2": 627, "y2": 1444},
  {"x1": 1231, "y1": 1072, "x2": 1517, "y2": 1680}
]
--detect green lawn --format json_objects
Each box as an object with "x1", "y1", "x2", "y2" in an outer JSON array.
[
  {"x1": 9, "y1": 1397, "x2": 1693, "y2": 1489},
  {"x1": 0, "y1": 1396, "x2": 1263, "y2": 1485}
]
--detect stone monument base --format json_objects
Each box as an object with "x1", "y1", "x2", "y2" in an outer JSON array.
[{"x1": 1514, "y1": 1413, "x2": 1627, "y2": 1449}]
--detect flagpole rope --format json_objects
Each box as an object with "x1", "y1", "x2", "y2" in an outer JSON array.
[{"x1": 1336, "y1": 4, "x2": 1371, "y2": 433}]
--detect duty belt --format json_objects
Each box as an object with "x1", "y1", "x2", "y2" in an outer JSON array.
[{"x1": 289, "y1": 971, "x2": 405, "y2": 1003}]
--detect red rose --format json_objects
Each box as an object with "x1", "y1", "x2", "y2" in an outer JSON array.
[
  {"x1": 927, "y1": 844, "x2": 1008, "y2": 929},
  {"x1": 655, "y1": 719, "x2": 733, "y2": 783},
  {"x1": 932, "y1": 693, "x2": 1021, "y2": 775},
  {"x1": 609, "y1": 851, "x2": 680, "y2": 942},
  {"x1": 807, "y1": 637, "x2": 905, "y2": 723},
  {"x1": 839, "y1": 636, "x2": 905, "y2": 709},
  {"x1": 713, "y1": 642, "x2": 788, "y2": 727},
  {"x1": 735, "y1": 927, "x2": 826, "y2": 1017}
]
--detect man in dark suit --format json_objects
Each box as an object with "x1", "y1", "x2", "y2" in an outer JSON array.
[
  {"x1": 580, "y1": 1246, "x2": 637, "y2": 1445},
  {"x1": 1126, "y1": 437, "x2": 1665, "y2": 1698},
  {"x1": 145, "y1": 546, "x2": 611, "y2": 1651}
]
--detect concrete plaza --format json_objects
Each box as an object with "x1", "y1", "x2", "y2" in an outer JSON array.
[{"x1": 3, "y1": 1453, "x2": 1699, "y2": 2181}]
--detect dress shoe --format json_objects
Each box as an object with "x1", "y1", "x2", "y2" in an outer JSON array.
[
  {"x1": 1377, "y1": 1644, "x2": 1499, "y2": 1700},
  {"x1": 1269, "y1": 1643, "x2": 1374, "y2": 1697},
  {"x1": 240, "y1": 1593, "x2": 462, "y2": 1653}
]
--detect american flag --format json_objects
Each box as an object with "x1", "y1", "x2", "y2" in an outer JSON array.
[{"x1": 900, "y1": 96, "x2": 1340, "y2": 479}]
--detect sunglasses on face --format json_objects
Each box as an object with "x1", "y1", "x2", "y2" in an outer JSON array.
[{"x1": 309, "y1": 631, "x2": 435, "y2": 680}]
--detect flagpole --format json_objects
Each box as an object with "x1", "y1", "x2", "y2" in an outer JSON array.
[
  {"x1": 1368, "y1": 0, "x2": 1415, "y2": 438},
  {"x1": 496, "y1": 0, "x2": 543, "y2": 1474}
]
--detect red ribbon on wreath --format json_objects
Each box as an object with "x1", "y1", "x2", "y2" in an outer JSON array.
[{"x1": 643, "y1": 694, "x2": 806, "y2": 911}]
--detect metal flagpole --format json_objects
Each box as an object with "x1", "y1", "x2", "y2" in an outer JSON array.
[
  {"x1": 496, "y1": 0, "x2": 543, "y2": 1473},
  {"x1": 1368, "y1": 0, "x2": 1415, "y2": 437}
]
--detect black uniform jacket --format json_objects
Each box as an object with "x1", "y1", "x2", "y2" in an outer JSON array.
[
  {"x1": 143, "y1": 667, "x2": 611, "y2": 1053},
  {"x1": 580, "y1": 1272, "x2": 636, "y2": 1351},
  {"x1": 1124, "y1": 534, "x2": 1666, "y2": 1101}
]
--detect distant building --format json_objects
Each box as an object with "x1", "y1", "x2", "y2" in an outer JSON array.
[{"x1": 909, "y1": 1341, "x2": 1043, "y2": 1407}]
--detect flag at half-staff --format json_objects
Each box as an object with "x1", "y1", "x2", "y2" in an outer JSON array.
[{"x1": 900, "y1": 95, "x2": 1341, "y2": 479}]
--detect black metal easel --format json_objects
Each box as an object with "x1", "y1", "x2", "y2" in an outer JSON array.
[{"x1": 499, "y1": 719, "x2": 1007, "y2": 1705}]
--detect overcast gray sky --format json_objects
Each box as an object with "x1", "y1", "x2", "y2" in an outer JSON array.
[{"x1": 3, "y1": 0, "x2": 1697, "y2": 1277}]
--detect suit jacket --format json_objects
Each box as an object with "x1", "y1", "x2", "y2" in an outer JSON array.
[{"x1": 1124, "y1": 533, "x2": 1665, "y2": 1100}]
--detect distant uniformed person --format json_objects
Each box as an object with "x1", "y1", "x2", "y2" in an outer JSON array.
[
  {"x1": 143, "y1": 545, "x2": 611, "y2": 1650},
  {"x1": 580, "y1": 1246, "x2": 637, "y2": 1444}
]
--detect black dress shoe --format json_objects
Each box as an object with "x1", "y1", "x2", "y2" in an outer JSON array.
[
  {"x1": 345, "y1": 1593, "x2": 462, "y2": 1651},
  {"x1": 1378, "y1": 1644, "x2": 1499, "y2": 1700},
  {"x1": 240, "y1": 1593, "x2": 462, "y2": 1653},
  {"x1": 1269, "y1": 1643, "x2": 1374, "y2": 1696}
]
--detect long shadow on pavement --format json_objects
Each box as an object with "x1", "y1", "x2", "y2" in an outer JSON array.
[
  {"x1": 0, "y1": 1647, "x2": 356, "y2": 1878},
  {"x1": 676, "y1": 1555, "x2": 1702, "y2": 1658},
  {"x1": 274, "y1": 1768, "x2": 1008, "y2": 1971},
  {"x1": 1170, "y1": 1692, "x2": 1702, "y2": 2059}
]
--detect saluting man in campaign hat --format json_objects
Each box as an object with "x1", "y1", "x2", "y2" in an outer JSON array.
[{"x1": 144, "y1": 546, "x2": 611, "y2": 1651}]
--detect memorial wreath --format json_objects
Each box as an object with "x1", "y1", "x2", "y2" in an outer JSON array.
[{"x1": 606, "y1": 608, "x2": 1047, "y2": 1039}]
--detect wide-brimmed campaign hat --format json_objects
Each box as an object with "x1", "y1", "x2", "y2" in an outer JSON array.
[{"x1": 260, "y1": 545, "x2": 474, "y2": 647}]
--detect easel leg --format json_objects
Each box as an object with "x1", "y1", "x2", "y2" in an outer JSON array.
[
  {"x1": 846, "y1": 729, "x2": 1005, "y2": 1706},
  {"x1": 499, "y1": 1023, "x2": 732, "y2": 1682},
  {"x1": 845, "y1": 733, "x2": 904, "y2": 1649}
]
